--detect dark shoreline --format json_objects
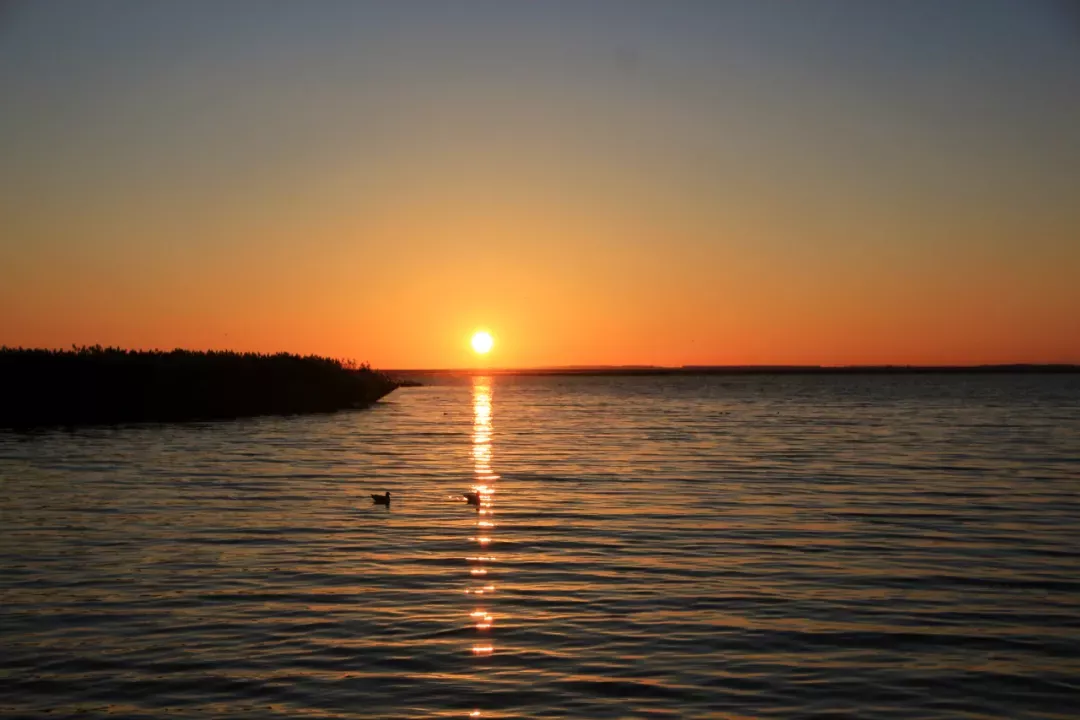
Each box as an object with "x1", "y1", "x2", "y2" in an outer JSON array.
[
  {"x1": 0, "y1": 347, "x2": 400, "y2": 429},
  {"x1": 392, "y1": 364, "x2": 1080, "y2": 377}
]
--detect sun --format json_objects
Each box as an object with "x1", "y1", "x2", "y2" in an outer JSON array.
[{"x1": 471, "y1": 331, "x2": 494, "y2": 354}]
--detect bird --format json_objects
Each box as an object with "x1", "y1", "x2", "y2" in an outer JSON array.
[
  {"x1": 371, "y1": 491, "x2": 391, "y2": 505},
  {"x1": 463, "y1": 492, "x2": 481, "y2": 505}
]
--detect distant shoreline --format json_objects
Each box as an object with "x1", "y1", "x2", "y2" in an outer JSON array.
[{"x1": 391, "y1": 364, "x2": 1080, "y2": 377}]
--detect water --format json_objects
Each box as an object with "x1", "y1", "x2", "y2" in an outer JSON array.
[{"x1": 2, "y1": 374, "x2": 1079, "y2": 719}]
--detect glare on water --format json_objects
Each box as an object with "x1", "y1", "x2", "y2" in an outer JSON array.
[{"x1": 2, "y1": 374, "x2": 1079, "y2": 718}]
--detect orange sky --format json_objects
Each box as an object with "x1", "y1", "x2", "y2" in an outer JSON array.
[{"x1": 2, "y1": 3, "x2": 1078, "y2": 368}]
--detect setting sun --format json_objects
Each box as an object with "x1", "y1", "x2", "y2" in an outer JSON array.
[{"x1": 471, "y1": 331, "x2": 494, "y2": 354}]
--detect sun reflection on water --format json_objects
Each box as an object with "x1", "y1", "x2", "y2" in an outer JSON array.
[{"x1": 467, "y1": 376, "x2": 498, "y2": 673}]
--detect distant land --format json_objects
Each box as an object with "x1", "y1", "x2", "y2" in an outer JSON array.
[{"x1": 391, "y1": 364, "x2": 1080, "y2": 377}]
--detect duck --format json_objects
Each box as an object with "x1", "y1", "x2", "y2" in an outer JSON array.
[
  {"x1": 463, "y1": 491, "x2": 481, "y2": 505},
  {"x1": 371, "y1": 491, "x2": 391, "y2": 505}
]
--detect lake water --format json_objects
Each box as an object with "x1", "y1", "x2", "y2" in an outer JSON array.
[{"x1": 2, "y1": 374, "x2": 1079, "y2": 719}]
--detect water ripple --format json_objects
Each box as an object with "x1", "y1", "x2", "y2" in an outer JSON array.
[{"x1": 2, "y1": 374, "x2": 1079, "y2": 718}]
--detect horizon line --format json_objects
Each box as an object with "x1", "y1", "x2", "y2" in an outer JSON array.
[{"x1": 386, "y1": 363, "x2": 1080, "y2": 375}]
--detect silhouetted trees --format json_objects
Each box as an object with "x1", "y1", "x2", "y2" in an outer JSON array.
[{"x1": 0, "y1": 346, "x2": 399, "y2": 427}]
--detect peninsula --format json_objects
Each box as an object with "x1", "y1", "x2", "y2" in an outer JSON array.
[{"x1": 0, "y1": 347, "x2": 400, "y2": 428}]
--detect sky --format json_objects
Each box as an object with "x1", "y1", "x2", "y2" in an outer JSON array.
[{"x1": 1, "y1": 1, "x2": 1078, "y2": 368}]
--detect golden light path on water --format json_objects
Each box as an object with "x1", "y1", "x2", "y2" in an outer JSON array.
[
  {"x1": 4, "y1": 376, "x2": 1079, "y2": 718},
  {"x1": 468, "y1": 377, "x2": 497, "y2": 715}
]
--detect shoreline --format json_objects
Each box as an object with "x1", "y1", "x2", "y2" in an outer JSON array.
[
  {"x1": 389, "y1": 364, "x2": 1080, "y2": 377},
  {"x1": 0, "y1": 347, "x2": 401, "y2": 429}
]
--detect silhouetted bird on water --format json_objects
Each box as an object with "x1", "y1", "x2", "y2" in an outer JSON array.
[
  {"x1": 464, "y1": 492, "x2": 481, "y2": 505},
  {"x1": 371, "y1": 492, "x2": 391, "y2": 505}
]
